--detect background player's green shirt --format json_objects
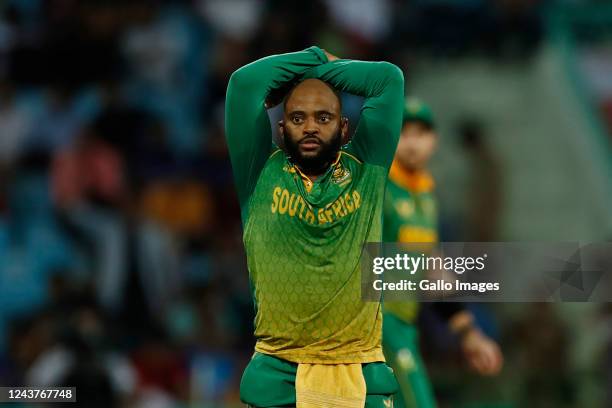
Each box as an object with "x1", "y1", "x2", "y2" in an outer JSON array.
[
  {"x1": 383, "y1": 161, "x2": 438, "y2": 323},
  {"x1": 225, "y1": 47, "x2": 404, "y2": 363}
]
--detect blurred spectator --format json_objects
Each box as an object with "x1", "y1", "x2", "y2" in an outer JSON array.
[
  {"x1": 141, "y1": 180, "x2": 214, "y2": 237},
  {"x1": 197, "y1": 0, "x2": 263, "y2": 41},
  {"x1": 121, "y1": 1, "x2": 210, "y2": 153},
  {"x1": 323, "y1": 0, "x2": 392, "y2": 44},
  {"x1": 0, "y1": 152, "x2": 79, "y2": 349},
  {"x1": 52, "y1": 124, "x2": 181, "y2": 322},
  {"x1": 52, "y1": 129, "x2": 125, "y2": 208},
  {"x1": 130, "y1": 327, "x2": 189, "y2": 405},
  {"x1": 86, "y1": 81, "x2": 156, "y2": 186},
  {"x1": 0, "y1": 80, "x2": 32, "y2": 167},
  {"x1": 27, "y1": 86, "x2": 94, "y2": 154}
]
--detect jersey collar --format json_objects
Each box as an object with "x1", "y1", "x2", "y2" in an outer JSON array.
[
  {"x1": 389, "y1": 160, "x2": 434, "y2": 193},
  {"x1": 291, "y1": 152, "x2": 342, "y2": 193}
]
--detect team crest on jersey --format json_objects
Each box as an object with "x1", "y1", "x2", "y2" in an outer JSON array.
[
  {"x1": 331, "y1": 164, "x2": 351, "y2": 185},
  {"x1": 395, "y1": 199, "x2": 415, "y2": 219},
  {"x1": 282, "y1": 163, "x2": 297, "y2": 174}
]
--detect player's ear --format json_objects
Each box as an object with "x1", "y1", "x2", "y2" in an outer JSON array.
[
  {"x1": 340, "y1": 116, "x2": 350, "y2": 144},
  {"x1": 272, "y1": 120, "x2": 286, "y2": 149},
  {"x1": 278, "y1": 120, "x2": 285, "y2": 137}
]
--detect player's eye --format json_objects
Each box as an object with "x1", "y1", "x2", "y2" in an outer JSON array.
[
  {"x1": 318, "y1": 114, "x2": 331, "y2": 123},
  {"x1": 291, "y1": 115, "x2": 304, "y2": 124}
]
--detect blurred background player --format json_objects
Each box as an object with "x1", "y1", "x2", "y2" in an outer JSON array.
[
  {"x1": 225, "y1": 47, "x2": 404, "y2": 407},
  {"x1": 382, "y1": 98, "x2": 503, "y2": 408}
]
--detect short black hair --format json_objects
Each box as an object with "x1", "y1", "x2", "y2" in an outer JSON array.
[{"x1": 280, "y1": 79, "x2": 342, "y2": 112}]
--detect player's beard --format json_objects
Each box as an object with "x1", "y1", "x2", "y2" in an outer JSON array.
[{"x1": 284, "y1": 129, "x2": 343, "y2": 175}]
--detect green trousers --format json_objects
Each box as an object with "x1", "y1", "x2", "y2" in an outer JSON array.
[
  {"x1": 240, "y1": 352, "x2": 399, "y2": 407},
  {"x1": 382, "y1": 313, "x2": 437, "y2": 408}
]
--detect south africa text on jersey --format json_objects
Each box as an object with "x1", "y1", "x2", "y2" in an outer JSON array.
[{"x1": 270, "y1": 187, "x2": 362, "y2": 224}]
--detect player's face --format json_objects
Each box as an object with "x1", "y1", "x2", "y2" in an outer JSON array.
[
  {"x1": 280, "y1": 79, "x2": 348, "y2": 174},
  {"x1": 395, "y1": 121, "x2": 437, "y2": 171}
]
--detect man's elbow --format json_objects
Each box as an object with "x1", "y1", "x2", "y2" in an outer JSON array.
[
  {"x1": 380, "y1": 62, "x2": 404, "y2": 86},
  {"x1": 228, "y1": 68, "x2": 246, "y2": 89},
  {"x1": 228, "y1": 65, "x2": 256, "y2": 92}
]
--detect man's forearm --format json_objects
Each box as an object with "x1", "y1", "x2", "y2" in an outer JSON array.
[
  {"x1": 224, "y1": 46, "x2": 329, "y2": 211},
  {"x1": 227, "y1": 46, "x2": 329, "y2": 104},
  {"x1": 304, "y1": 59, "x2": 404, "y2": 100},
  {"x1": 303, "y1": 59, "x2": 404, "y2": 167}
]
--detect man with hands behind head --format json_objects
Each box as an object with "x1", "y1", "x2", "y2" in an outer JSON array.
[{"x1": 225, "y1": 47, "x2": 404, "y2": 407}]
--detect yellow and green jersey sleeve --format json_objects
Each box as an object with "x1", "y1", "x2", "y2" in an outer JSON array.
[{"x1": 224, "y1": 48, "x2": 404, "y2": 363}]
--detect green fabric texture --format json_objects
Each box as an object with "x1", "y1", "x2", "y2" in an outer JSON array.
[
  {"x1": 383, "y1": 313, "x2": 437, "y2": 408},
  {"x1": 243, "y1": 150, "x2": 388, "y2": 363},
  {"x1": 240, "y1": 352, "x2": 399, "y2": 407}
]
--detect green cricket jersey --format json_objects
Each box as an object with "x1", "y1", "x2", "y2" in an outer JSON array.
[
  {"x1": 225, "y1": 47, "x2": 404, "y2": 364},
  {"x1": 382, "y1": 161, "x2": 438, "y2": 323}
]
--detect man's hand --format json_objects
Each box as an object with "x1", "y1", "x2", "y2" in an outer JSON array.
[
  {"x1": 265, "y1": 50, "x2": 339, "y2": 109},
  {"x1": 460, "y1": 328, "x2": 504, "y2": 376},
  {"x1": 264, "y1": 79, "x2": 299, "y2": 109},
  {"x1": 324, "y1": 50, "x2": 339, "y2": 62},
  {"x1": 449, "y1": 311, "x2": 503, "y2": 376}
]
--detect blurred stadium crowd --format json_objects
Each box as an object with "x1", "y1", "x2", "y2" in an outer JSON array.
[{"x1": 0, "y1": 0, "x2": 609, "y2": 407}]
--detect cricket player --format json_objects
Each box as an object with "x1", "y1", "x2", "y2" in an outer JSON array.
[
  {"x1": 225, "y1": 46, "x2": 404, "y2": 407},
  {"x1": 382, "y1": 98, "x2": 504, "y2": 408}
]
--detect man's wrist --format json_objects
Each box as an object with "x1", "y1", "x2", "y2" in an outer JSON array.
[
  {"x1": 307, "y1": 46, "x2": 328, "y2": 64},
  {"x1": 449, "y1": 310, "x2": 476, "y2": 339}
]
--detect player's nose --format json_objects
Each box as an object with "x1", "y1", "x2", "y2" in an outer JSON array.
[{"x1": 303, "y1": 116, "x2": 319, "y2": 134}]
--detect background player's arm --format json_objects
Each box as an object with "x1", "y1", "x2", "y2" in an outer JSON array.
[
  {"x1": 446, "y1": 308, "x2": 504, "y2": 375},
  {"x1": 305, "y1": 58, "x2": 404, "y2": 168},
  {"x1": 224, "y1": 47, "x2": 328, "y2": 210}
]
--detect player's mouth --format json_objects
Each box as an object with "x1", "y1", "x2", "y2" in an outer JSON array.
[{"x1": 299, "y1": 137, "x2": 321, "y2": 151}]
